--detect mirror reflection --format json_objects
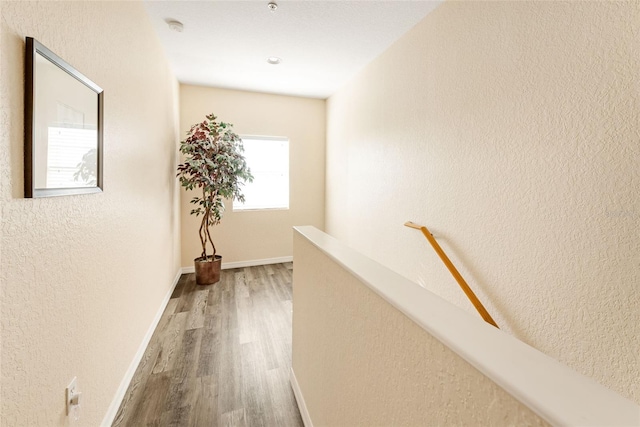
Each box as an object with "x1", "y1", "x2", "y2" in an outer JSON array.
[{"x1": 33, "y1": 51, "x2": 98, "y2": 190}]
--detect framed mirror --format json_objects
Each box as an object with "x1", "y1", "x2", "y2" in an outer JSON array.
[{"x1": 24, "y1": 37, "x2": 103, "y2": 198}]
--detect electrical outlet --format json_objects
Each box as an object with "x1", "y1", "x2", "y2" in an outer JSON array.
[{"x1": 66, "y1": 377, "x2": 81, "y2": 418}]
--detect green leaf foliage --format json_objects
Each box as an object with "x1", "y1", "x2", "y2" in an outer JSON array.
[{"x1": 176, "y1": 114, "x2": 253, "y2": 258}]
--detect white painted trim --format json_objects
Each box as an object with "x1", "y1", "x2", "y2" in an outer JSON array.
[
  {"x1": 290, "y1": 368, "x2": 313, "y2": 427},
  {"x1": 181, "y1": 256, "x2": 293, "y2": 273},
  {"x1": 222, "y1": 256, "x2": 293, "y2": 269},
  {"x1": 293, "y1": 226, "x2": 640, "y2": 427},
  {"x1": 101, "y1": 269, "x2": 182, "y2": 427}
]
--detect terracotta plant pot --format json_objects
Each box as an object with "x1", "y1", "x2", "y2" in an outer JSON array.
[{"x1": 194, "y1": 255, "x2": 222, "y2": 285}]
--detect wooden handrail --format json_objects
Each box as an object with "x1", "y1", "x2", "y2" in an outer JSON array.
[{"x1": 405, "y1": 221, "x2": 499, "y2": 328}]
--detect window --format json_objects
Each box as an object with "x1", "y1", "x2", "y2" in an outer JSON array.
[
  {"x1": 46, "y1": 126, "x2": 98, "y2": 188},
  {"x1": 234, "y1": 136, "x2": 289, "y2": 211}
]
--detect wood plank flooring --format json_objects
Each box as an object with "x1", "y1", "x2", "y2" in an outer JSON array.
[{"x1": 113, "y1": 263, "x2": 303, "y2": 427}]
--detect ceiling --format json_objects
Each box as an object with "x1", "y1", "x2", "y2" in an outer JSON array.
[{"x1": 143, "y1": 1, "x2": 441, "y2": 99}]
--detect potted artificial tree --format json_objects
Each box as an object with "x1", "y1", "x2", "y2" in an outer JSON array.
[{"x1": 177, "y1": 114, "x2": 252, "y2": 285}]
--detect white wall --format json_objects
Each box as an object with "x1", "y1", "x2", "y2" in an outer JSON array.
[
  {"x1": 292, "y1": 227, "x2": 640, "y2": 426},
  {"x1": 292, "y1": 228, "x2": 547, "y2": 426},
  {"x1": 0, "y1": 1, "x2": 180, "y2": 425},
  {"x1": 180, "y1": 85, "x2": 325, "y2": 267},
  {"x1": 326, "y1": 1, "x2": 639, "y2": 404}
]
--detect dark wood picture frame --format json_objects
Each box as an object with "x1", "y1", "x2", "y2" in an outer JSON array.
[{"x1": 24, "y1": 37, "x2": 104, "y2": 198}]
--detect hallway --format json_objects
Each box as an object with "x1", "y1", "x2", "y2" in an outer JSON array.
[{"x1": 113, "y1": 263, "x2": 303, "y2": 426}]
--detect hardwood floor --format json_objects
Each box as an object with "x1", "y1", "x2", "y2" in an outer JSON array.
[{"x1": 113, "y1": 263, "x2": 303, "y2": 427}]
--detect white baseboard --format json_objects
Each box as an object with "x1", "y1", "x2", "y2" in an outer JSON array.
[
  {"x1": 101, "y1": 269, "x2": 182, "y2": 427},
  {"x1": 181, "y1": 255, "x2": 293, "y2": 273},
  {"x1": 290, "y1": 368, "x2": 313, "y2": 427},
  {"x1": 223, "y1": 256, "x2": 293, "y2": 269}
]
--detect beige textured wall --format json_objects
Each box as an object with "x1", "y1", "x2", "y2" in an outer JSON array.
[
  {"x1": 180, "y1": 85, "x2": 325, "y2": 267},
  {"x1": 326, "y1": 0, "x2": 639, "y2": 404},
  {"x1": 292, "y1": 231, "x2": 549, "y2": 426},
  {"x1": 0, "y1": 2, "x2": 180, "y2": 426}
]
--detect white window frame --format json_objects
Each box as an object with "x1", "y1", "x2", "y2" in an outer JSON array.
[
  {"x1": 233, "y1": 135, "x2": 290, "y2": 212},
  {"x1": 46, "y1": 126, "x2": 98, "y2": 188}
]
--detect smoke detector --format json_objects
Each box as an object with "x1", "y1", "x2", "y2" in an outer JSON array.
[
  {"x1": 267, "y1": 2, "x2": 278, "y2": 12},
  {"x1": 166, "y1": 20, "x2": 184, "y2": 32}
]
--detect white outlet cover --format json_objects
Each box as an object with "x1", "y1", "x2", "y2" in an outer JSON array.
[{"x1": 66, "y1": 377, "x2": 78, "y2": 416}]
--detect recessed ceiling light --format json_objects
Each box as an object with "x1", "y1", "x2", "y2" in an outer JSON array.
[
  {"x1": 166, "y1": 20, "x2": 184, "y2": 32},
  {"x1": 267, "y1": 2, "x2": 278, "y2": 12},
  {"x1": 267, "y1": 57, "x2": 282, "y2": 65}
]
